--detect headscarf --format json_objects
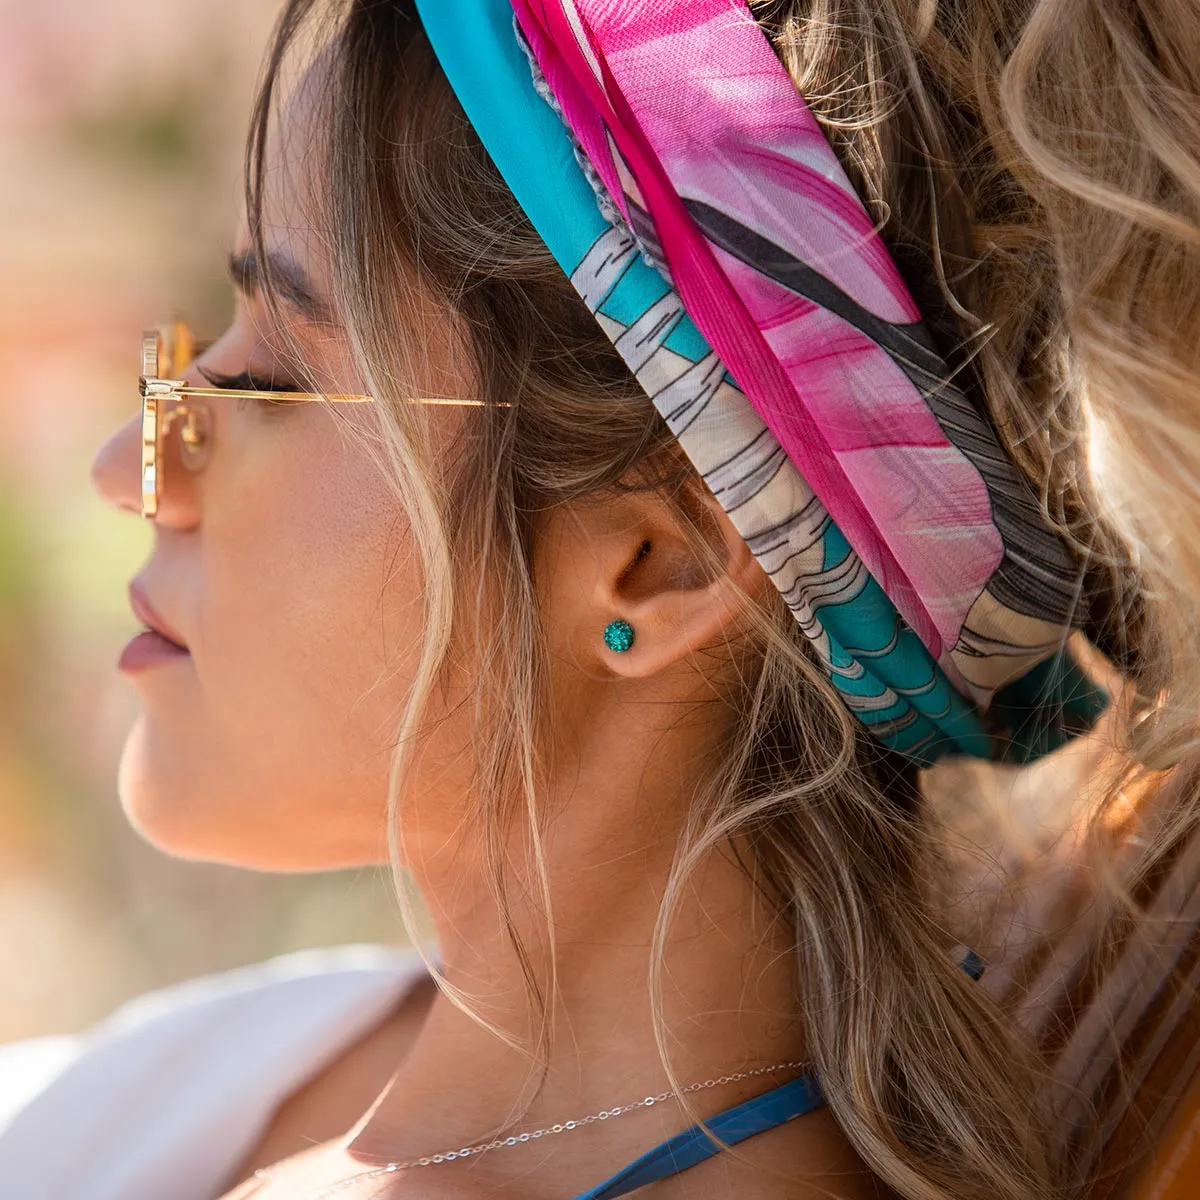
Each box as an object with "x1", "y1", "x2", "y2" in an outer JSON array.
[{"x1": 415, "y1": 0, "x2": 1105, "y2": 765}]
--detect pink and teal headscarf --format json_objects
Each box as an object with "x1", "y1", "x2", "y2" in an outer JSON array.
[{"x1": 415, "y1": 0, "x2": 1104, "y2": 766}]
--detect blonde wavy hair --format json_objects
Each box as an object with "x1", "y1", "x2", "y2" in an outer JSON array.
[{"x1": 244, "y1": 1, "x2": 1200, "y2": 1198}]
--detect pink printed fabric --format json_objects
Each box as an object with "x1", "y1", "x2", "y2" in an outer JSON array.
[{"x1": 509, "y1": 0, "x2": 1085, "y2": 700}]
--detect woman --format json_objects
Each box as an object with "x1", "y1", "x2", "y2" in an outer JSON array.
[{"x1": 3, "y1": 1, "x2": 1198, "y2": 1198}]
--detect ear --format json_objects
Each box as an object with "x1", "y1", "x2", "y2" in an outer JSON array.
[{"x1": 540, "y1": 481, "x2": 768, "y2": 680}]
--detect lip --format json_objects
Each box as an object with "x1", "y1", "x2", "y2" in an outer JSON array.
[
  {"x1": 128, "y1": 582, "x2": 189, "y2": 649},
  {"x1": 121, "y1": 582, "x2": 190, "y2": 674},
  {"x1": 118, "y1": 630, "x2": 190, "y2": 674}
]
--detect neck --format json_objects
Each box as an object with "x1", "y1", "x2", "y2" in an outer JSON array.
[{"x1": 345, "y1": 718, "x2": 806, "y2": 1187}]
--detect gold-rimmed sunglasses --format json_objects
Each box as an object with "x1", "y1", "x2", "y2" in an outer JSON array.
[{"x1": 137, "y1": 319, "x2": 491, "y2": 519}]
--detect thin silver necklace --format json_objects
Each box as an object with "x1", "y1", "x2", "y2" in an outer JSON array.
[{"x1": 252, "y1": 1059, "x2": 808, "y2": 1199}]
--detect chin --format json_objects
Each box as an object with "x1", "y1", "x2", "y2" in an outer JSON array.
[
  {"x1": 116, "y1": 717, "x2": 241, "y2": 865},
  {"x1": 116, "y1": 714, "x2": 388, "y2": 871}
]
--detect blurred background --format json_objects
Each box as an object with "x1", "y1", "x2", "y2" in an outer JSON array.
[{"x1": 0, "y1": 0, "x2": 405, "y2": 1044}]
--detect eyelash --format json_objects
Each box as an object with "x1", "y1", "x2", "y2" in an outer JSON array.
[{"x1": 197, "y1": 367, "x2": 303, "y2": 409}]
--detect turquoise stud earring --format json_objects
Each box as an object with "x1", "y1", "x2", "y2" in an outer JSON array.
[{"x1": 603, "y1": 619, "x2": 635, "y2": 653}]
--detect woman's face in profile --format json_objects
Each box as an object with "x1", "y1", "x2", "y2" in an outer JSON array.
[{"x1": 89, "y1": 86, "x2": 476, "y2": 872}]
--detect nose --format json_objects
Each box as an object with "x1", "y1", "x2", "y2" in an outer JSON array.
[{"x1": 90, "y1": 410, "x2": 143, "y2": 518}]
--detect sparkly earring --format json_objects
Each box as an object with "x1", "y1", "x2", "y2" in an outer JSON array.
[{"x1": 603, "y1": 619, "x2": 635, "y2": 653}]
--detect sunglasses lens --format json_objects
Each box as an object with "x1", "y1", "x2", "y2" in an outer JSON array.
[
  {"x1": 162, "y1": 320, "x2": 194, "y2": 378},
  {"x1": 139, "y1": 321, "x2": 197, "y2": 518},
  {"x1": 142, "y1": 320, "x2": 197, "y2": 382}
]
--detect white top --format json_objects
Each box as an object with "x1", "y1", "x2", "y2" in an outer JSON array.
[{"x1": 0, "y1": 944, "x2": 427, "y2": 1200}]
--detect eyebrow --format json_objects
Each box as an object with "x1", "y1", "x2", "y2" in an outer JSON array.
[{"x1": 227, "y1": 248, "x2": 336, "y2": 325}]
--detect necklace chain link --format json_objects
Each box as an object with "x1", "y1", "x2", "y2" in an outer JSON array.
[{"x1": 258, "y1": 1059, "x2": 808, "y2": 1200}]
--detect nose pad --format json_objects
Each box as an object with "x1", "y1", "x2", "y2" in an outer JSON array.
[{"x1": 168, "y1": 403, "x2": 213, "y2": 475}]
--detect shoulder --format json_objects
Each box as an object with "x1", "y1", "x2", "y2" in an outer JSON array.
[{"x1": 0, "y1": 943, "x2": 430, "y2": 1200}]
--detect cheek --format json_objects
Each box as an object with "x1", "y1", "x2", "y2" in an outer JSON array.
[
  {"x1": 223, "y1": 419, "x2": 420, "y2": 840},
  {"x1": 135, "y1": 412, "x2": 427, "y2": 868},
  {"x1": 212, "y1": 423, "x2": 407, "y2": 713}
]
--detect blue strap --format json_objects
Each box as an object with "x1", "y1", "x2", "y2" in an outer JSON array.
[{"x1": 568, "y1": 1074, "x2": 825, "y2": 1200}]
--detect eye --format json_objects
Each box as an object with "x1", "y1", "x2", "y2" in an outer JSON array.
[{"x1": 197, "y1": 366, "x2": 305, "y2": 411}]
